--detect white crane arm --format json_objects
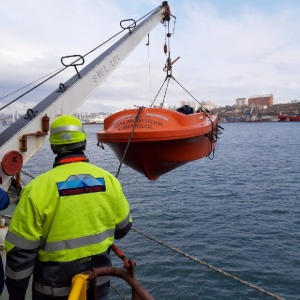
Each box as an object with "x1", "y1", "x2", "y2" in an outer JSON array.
[{"x1": 0, "y1": 2, "x2": 171, "y2": 191}]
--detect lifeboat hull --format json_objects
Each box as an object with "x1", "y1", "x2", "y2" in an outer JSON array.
[{"x1": 97, "y1": 108, "x2": 219, "y2": 180}]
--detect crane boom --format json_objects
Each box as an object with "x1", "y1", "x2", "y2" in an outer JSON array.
[{"x1": 0, "y1": 2, "x2": 171, "y2": 191}]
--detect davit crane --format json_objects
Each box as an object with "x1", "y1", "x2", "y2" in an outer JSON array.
[{"x1": 0, "y1": 2, "x2": 171, "y2": 192}]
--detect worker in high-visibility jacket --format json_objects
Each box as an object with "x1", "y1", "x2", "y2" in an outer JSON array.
[{"x1": 5, "y1": 115, "x2": 132, "y2": 300}]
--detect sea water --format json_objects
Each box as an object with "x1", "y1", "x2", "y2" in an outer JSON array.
[{"x1": 1, "y1": 122, "x2": 299, "y2": 300}]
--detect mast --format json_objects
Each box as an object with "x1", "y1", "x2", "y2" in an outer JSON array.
[{"x1": 0, "y1": 2, "x2": 171, "y2": 191}]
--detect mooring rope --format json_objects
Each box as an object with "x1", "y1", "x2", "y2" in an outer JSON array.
[
  {"x1": 131, "y1": 227, "x2": 285, "y2": 300},
  {"x1": 110, "y1": 283, "x2": 127, "y2": 300},
  {"x1": 9, "y1": 149, "x2": 285, "y2": 300}
]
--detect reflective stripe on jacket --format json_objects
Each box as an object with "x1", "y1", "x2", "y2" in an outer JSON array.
[{"x1": 5, "y1": 159, "x2": 132, "y2": 297}]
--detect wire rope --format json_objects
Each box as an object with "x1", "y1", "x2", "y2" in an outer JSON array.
[
  {"x1": 115, "y1": 106, "x2": 143, "y2": 178},
  {"x1": 3, "y1": 170, "x2": 286, "y2": 300},
  {"x1": 131, "y1": 227, "x2": 286, "y2": 300}
]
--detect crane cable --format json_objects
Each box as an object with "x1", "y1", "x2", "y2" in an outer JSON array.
[{"x1": 149, "y1": 20, "x2": 224, "y2": 159}]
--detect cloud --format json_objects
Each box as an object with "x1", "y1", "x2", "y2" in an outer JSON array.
[
  {"x1": 1, "y1": 0, "x2": 300, "y2": 115},
  {"x1": 171, "y1": 0, "x2": 300, "y2": 104}
]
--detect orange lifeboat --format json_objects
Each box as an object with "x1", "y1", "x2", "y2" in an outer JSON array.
[{"x1": 97, "y1": 107, "x2": 220, "y2": 180}]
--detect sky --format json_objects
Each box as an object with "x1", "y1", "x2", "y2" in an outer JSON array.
[{"x1": 1, "y1": 0, "x2": 300, "y2": 114}]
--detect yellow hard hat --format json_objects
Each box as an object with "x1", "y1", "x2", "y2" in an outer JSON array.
[{"x1": 50, "y1": 115, "x2": 86, "y2": 152}]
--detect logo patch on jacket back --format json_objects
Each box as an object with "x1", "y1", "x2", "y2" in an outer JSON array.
[{"x1": 57, "y1": 174, "x2": 106, "y2": 196}]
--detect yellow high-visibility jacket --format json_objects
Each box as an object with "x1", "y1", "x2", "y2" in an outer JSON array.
[{"x1": 5, "y1": 153, "x2": 132, "y2": 298}]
